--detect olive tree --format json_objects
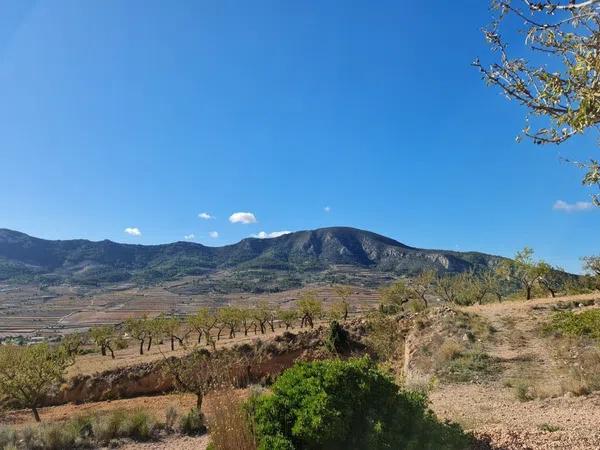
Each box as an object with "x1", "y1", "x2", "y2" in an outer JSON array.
[
  {"x1": 475, "y1": 0, "x2": 600, "y2": 203},
  {"x1": 0, "y1": 344, "x2": 74, "y2": 422}
]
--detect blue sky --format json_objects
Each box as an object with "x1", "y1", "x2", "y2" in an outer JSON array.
[{"x1": 0, "y1": 0, "x2": 598, "y2": 273}]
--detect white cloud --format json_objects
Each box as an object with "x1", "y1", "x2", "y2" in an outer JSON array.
[
  {"x1": 229, "y1": 212, "x2": 257, "y2": 224},
  {"x1": 198, "y1": 212, "x2": 214, "y2": 220},
  {"x1": 208, "y1": 231, "x2": 219, "y2": 239},
  {"x1": 324, "y1": 206, "x2": 331, "y2": 213},
  {"x1": 183, "y1": 234, "x2": 195, "y2": 240},
  {"x1": 124, "y1": 227, "x2": 141, "y2": 236},
  {"x1": 553, "y1": 200, "x2": 594, "y2": 213},
  {"x1": 252, "y1": 230, "x2": 292, "y2": 239}
]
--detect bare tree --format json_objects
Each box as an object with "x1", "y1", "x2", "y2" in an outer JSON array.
[{"x1": 162, "y1": 349, "x2": 251, "y2": 412}]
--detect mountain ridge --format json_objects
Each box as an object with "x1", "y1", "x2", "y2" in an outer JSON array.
[{"x1": 0, "y1": 227, "x2": 504, "y2": 286}]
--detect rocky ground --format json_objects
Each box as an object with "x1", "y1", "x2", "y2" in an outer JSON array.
[{"x1": 430, "y1": 294, "x2": 600, "y2": 449}]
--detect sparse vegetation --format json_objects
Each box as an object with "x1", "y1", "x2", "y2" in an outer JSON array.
[
  {"x1": 207, "y1": 389, "x2": 256, "y2": 450},
  {"x1": 437, "y1": 349, "x2": 498, "y2": 383}
]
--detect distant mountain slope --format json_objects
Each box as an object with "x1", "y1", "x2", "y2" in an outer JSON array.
[{"x1": 0, "y1": 227, "x2": 504, "y2": 286}]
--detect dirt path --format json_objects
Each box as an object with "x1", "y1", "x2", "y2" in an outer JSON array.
[{"x1": 430, "y1": 293, "x2": 600, "y2": 449}]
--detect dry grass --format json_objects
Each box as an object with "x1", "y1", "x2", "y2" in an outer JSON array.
[
  {"x1": 434, "y1": 339, "x2": 464, "y2": 367},
  {"x1": 206, "y1": 389, "x2": 256, "y2": 450}
]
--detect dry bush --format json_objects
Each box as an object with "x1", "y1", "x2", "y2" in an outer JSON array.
[
  {"x1": 434, "y1": 340, "x2": 464, "y2": 368},
  {"x1": 207, "y1": 389, "x2": 256, "y2": 450}
]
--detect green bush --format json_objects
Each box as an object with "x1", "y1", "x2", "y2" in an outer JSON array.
[
  {"x1": 248, "y1": 357, "x2": 471, "y2": 450},
  {"x1": 545, "y1": 310, "x2": 600, "y2": 340},
  {"x1": 179, "y1": 407, "x2": 206, "y2": 436}
]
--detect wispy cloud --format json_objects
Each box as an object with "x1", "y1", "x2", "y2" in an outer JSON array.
[
  {"x1": 252, "y1": 230, "x2": 292, "y2": 239},
  {"x1": 324, "y1": 206, "x2": 331, "y2": 213},
  {"x1": 198, "y1": 212, "x2": 214, "y2": 220},
  {"x1": 553, "y1": 200, "x2": 594, "y2": 213},
  {"x1": 208, "y1": 231, "x2": 219, "y2": 239},
  {"x1": 183, "y1": 234, "x2": 195, "y2": 240},
  {"x1": 124, "y1": 227, "x2": 141, "y2": 236},
  {"x1": 229, "y1": 212, "x2": 257, "y2": 224}
]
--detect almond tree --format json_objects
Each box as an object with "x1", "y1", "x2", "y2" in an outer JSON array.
[
  {"x1": 537, "y1": 262, "x2": 565, "y2": 297},
  {"x1": 434, "y1": 273, "x2": 468, "y2": 304},
  {"x1": 297, "y1": 291, "x2": 322, "y2": 328},
  {"x1": 583, "y1": 256, "x2": 600, "y2": 277},
  {"x1": 333, "y1": 285, "x2": 353, "y2": 321},
  {"x1": 475, "y1": 0, "x2": 600, "y2": 203},
  {"x1": 162, "y1": 349, "x2": 249, "y2": 412},
  {"x1": 125, "y1": 317, "x2": 151, "y2": 355},
  {"x1": 240, "y1": 308, "x2": 256, "y2": 336},
  {"x1": 188, "y1": 307, "x2": 218, "y2": 345},
  {"x1": 90, "y1": 325, "x2": 116, "y2": 358},
  {"x1": 410, "y1": 270, "x2": 436, "y2": 308},
  {"x1": 60, "y1": 332, "x2": 87, "y2": 357},
  {"x1": 252, "y1": 301, "x2": 272, "y2": 334},
  {"x1": 497, "y1": 247, "x2": 545, "y2": 300},
  {"x1": 0, "y1": 344, "x2": 74, "y2": 421},
  {"x1": 379, "y1": 280, "x2": 412, "y2": 313},
  {"x1": 279, "y1": 308, "x2": 299, "y2": 329},
  {"x1": 159, "y1": 316, "x2": 191, "y2": 351}
]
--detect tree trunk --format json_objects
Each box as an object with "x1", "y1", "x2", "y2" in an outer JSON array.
[
  {"x1": 139, "y1": 340, "x2": 144, "y2": 355},
  {"x1": 101, "y1": 345, "x2": 106, "y2": 356},
  {"x1": 171, "y1": 336, "x2": 175, "y2": 351},
  {"x1": 107, "y1": 345, "x2": 115, "y2": 359},
  {"x1": 32, "y1": 406, "x2": 40, "y2": 422},
  {"x1": 526, "y1": 286, "x2": 532, "y2": 300},
  {"x1": 147, "y1": 336, "x2": 153, "y2": 351},
  {"x1": 196, "y1": 392, "x2": 203, "y2": 411},
  {"x1": 198, "y1": 331, "x2": 203, "y2": 343}
]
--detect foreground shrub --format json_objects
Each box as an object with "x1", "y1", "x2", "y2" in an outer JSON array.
[
  {"x1": 208, "y1": 389, "x2": 256, "y2": 450},
  {"x1": 179, "y1": 407, "x2": 207, "y2": 436},
  {"x1": 545, "y1": 310, "x2": 600, "y2": 340},
  {"x1": 248, "y1": 357, "x2": 471, "y2": 450}
]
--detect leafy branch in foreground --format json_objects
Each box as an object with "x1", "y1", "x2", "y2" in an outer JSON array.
[{"x1": 475, "y1": 0, "x2": 600, "y2": 204}]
